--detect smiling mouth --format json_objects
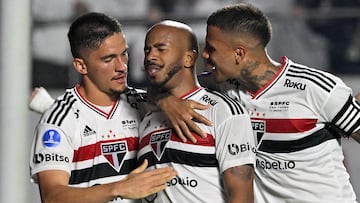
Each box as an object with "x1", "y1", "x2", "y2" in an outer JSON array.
[{"x1": 146, "y1": 65, "x2": 161, "y2": 76}]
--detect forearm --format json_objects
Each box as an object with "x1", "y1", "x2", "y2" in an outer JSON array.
[
  {"x1": 40, "y1": 183, "x2": 121, "y2": 203},
  {"x1": 224, "y1": 165, "x2": 254, "y2": 203}
]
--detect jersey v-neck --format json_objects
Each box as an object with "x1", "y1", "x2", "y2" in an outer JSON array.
[
  {"x1": 74, "y1": 86, "x2": 119, "y2": 119},
  {"x1": 252, "y1": 56, "x2": 289, "y2": 99}
]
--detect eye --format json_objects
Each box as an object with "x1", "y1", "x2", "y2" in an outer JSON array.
[
  {"x1": 144, "y1": 47, "x2": 150, "y2": 54},
  {"x1": 104, "y1": 56, "x2": 113, "y2": 63},
  {"x1": 206, "y1": 45, "x2": 215, "y2": 54},
  {"x1": 121, "y1": 49, "x2": 129, "y2": 56}
]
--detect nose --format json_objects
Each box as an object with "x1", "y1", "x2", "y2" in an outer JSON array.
[
  {"x1": 145, "y1": 47, "x2": 159, "y2": 62},
  {"x1": 115, "y1": 57, "x2": 127, "y2": 72},
  {"x1": 201, "y1": 49, "x2": 209, "y2": 59}
]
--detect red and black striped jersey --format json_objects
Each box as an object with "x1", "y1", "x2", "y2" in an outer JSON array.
[
  {"x1": 199, "y1": 56, "x2": 359, "y2": 202},
  {"x1": 137, "y1": 87, "x2": 256, "y2": 203},
  {"x1": 30, "y1": 86, "x2": 146, "y2": 203}
]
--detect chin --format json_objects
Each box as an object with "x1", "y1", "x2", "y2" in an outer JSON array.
[{"x1": 111, "y1": 86, "x2": 128, "y2": 94}]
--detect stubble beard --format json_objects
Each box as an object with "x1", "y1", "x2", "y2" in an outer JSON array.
[{"x1": 149, "y1": 63, "x2": 182, "y2": 89}]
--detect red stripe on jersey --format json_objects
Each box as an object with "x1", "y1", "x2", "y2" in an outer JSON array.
[
  {"x1": 252, "y1": 118, "x2": 317, "y2": 133},
  {"x1": 72, "y1": 137, "x2": 139, "y2": 162},
  {"x1": 75, "y1": 85, "x2": 119, "y2": 119},
  {"x1": 139, "y1": 128, "x2": 214, "y2": 149}
]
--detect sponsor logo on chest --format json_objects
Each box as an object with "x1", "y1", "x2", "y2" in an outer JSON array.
[
  {"x1": 283, "y1": 79, "x2": 306, "y2": 90},
  {"x1": 200, "y1": 94, "x2": 218, "y2": 106}
]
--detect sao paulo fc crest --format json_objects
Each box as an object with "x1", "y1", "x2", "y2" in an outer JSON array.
[
  {"x1": 150, "y1": 130, "x2": 171, "y2": 160},
  {"x1": 101, "y1": 141, "x2": 127, "y2": 172}
]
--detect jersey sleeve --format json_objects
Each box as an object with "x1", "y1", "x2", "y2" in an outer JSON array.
[
  {"x1": 215, "y1": 114, "x2": 256, "y2": 173},
  {"x1": 30, "y1": 123, "x2": 74, "y2": 183},
  {"x1": 321, "y1": 79, "x2": 360, "y2": 137}
]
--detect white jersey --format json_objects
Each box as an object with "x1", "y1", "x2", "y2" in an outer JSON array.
[
  {"x1": 137, "y1": 87, "x2": 256, "y2": 203},
  {"x1": 30, "y1": 86, "x2": 147, "y2": 203},
  {"x1": 200, "y1": 57, "x2": 359, "y2": 203}
]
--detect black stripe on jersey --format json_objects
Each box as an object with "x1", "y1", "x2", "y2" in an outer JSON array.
[
  {"x1": 258, "y1": 127, "x2": 340, "y2": 153},
  {"x1": 69, "y1": 158, "x2": 137, "y2": 185},
  {"x1": 205, "y1": 88, "x2": 245, "y2": 115},
  {"x1": 331, "y1": 95, "x2": 360, "y2": 136},
  {"x1": 287, "y1": 65, "x2": 336, "y2": 93},
  {"x1": 139, "y1": 149, "x2": 218, "y2": 168},
  {"x1": 46, "y1": 92, "x2": 76, "y2": 126}
]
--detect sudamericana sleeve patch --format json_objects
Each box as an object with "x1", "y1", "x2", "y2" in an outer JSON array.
[{"x1": 42, "y1": 129, "x2": 61, "y2": 148}]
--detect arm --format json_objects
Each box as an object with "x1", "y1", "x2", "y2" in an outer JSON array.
[
  {"x1": 37, "y1": 159, "x2": 176, "y2": 203},
  {"x1": 223, "y1": 165, "x2": 254, "y2": 203},
  {"x1": 148, "y1": 88, "x2": 213, "y2": 143}
]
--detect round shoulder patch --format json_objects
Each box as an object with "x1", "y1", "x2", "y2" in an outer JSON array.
[{"x1": 42, "y1": 129, "x2": 61, "y2": 147}]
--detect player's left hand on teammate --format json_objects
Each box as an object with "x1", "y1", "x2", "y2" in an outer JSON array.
[{"x1": 157, "y1": 95, "x2": 213, "y2": 143}]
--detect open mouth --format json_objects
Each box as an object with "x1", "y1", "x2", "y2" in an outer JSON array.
[{"x1": 146, "y1": 65, "x2": 161, "y2": 76}]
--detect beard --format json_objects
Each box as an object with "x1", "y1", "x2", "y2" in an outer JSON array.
[
  {"x1": 148, "y1": 63, "x2": 182, "y2": 88},
  {"x1": 109, "y1": 83, "x2": 129, "y2": 95}
]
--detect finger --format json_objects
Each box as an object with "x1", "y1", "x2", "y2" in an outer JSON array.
[
  {"x1": 173, "y1": 125, "x2": 187, "y2": 143},
  {"x1": 185, "y1": 119, "x2": 207, "y2": 139},
  {"x1": 187, "y1": 100, "x2": 210, "y2": 110},
  {"x1": 130, "y1": 159, "x2": 148, "y2": 174},
  {"x1": 191, "y1": 111, "x2": 213, "y2": 127},
  {"x1": 145, "y1": 168, "x2": 177, "y2": 186},
  {"x1": 148, "y1": 183, "x2": 168, "y2": 195},
  {"x1": 176, "y1": 119, "x2": 197, "y2": 143},
  {"x1": 178, "y1": 121, "x2": 197, "y2": 143}
]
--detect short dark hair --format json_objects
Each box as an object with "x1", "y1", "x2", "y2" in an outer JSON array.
[
  {"x1": 68, "y1": 12, "x2": 123, "y2": 58},
  {"x1": 207, "y1": 3, "x2": 272, "y2": 47}
]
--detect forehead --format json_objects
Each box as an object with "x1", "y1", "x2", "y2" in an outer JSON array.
[
  {"x1": 206, "y1": 26, "x2": 228, "y2": 46},
  {"x1": 85, "y1": 33, "x2": 127, "y2": 57},
  {"x1": 146, "y1": 25, "x2": 183, "y2": 45},
  {"x1": 100, "y1": 33, "x2": 127, "y2": 49}
]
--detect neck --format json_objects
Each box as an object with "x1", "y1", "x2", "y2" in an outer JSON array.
[
  {"x1": 240, "y1": 51, "x2": 281, "y2": 93},
  {"x1": 167, "y1": 72, "x2": 198, "y2": 98},
  {"x1": 77, "y1": 82, "x2": 118, "y2": 106}
]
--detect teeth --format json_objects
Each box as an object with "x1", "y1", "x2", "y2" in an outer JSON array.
[{"x1": 149, "y1": 68, "x2": 159, "y2": 73}]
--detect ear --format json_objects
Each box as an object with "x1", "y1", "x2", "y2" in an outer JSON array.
[
  {"x1": 234, "y1": 47, "x2": 246, "y2": 64},
  {"x1": 73, "y1": 58, "x2": 88, "y2": 75},
  {"x1": 184, "y1": 50, "x2": 198, "y2": 68}
]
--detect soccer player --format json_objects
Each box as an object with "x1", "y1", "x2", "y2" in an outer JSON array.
[
  {"x1": 137, "y1": 20, "x2": 255, "y2": 203},
  {"x1": 197, "y1": 3, "x2": 359, "y2": 202},
  {"x1": 29, "y1": 12, "x2": 178, "y2": 203}
]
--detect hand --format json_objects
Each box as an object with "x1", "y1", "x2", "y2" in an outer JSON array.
[
  {"x1": 157, "y1": 95, "x2": 213, "y2": 143},
  {"x1": 355, "y1": 92, "x2": 360, "y2": 101},
  {"x1": 117, "y1": 159, "x2": 177, "y2": 199}
]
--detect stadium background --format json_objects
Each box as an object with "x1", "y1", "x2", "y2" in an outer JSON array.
[{"x1": 0, "y1": 0, "x2": 359, "y2": 202}]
